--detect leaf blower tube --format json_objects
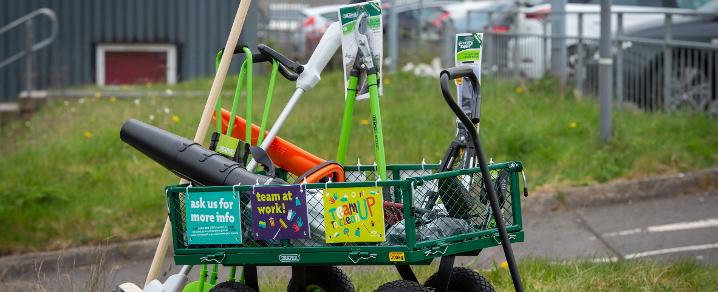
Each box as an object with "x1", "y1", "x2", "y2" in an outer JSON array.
[
  {"x1": 439, "y1": 66, "x2": 524, "y2": 292},
  {"x1": 120, "y1": 119, "x2": 284, "y2": 186}
]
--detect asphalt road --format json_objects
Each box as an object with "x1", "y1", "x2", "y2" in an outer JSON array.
[{"x1": 3, "y1": 191, "x2": 716, "y2": 291}]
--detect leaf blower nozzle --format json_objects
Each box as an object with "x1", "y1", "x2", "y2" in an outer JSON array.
[{"x1": 120, "y1": 119, "x2": 284, "y2": 186}]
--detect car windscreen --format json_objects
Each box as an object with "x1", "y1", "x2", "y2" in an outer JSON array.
[
  {"x1": 320, "y1": 11, "x2": 340, "y2": 21},
  {"x1": 697, "y1": 0, "x2": 718, "y2": 12}
]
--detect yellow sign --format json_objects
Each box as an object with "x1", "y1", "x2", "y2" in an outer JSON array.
[
  {"x1": 389, "y1": 252, "x2": 405, "y2": 262},
  {"x1": 323, "y1": 186, "x2": 385, "y2": 243}
]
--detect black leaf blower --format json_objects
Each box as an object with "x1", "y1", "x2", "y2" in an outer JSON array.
[{"x1": 120, "y1": 119, "x2": 285, "y2": 186}]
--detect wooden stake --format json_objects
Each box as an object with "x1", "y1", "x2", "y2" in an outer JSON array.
[{"x1": 142, "y1": 0, "x2": 253, "y2": 286}]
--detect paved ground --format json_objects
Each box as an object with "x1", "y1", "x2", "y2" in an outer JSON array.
[{"x1": 2, "y1": 191, "x2": 716, "y2": 291}]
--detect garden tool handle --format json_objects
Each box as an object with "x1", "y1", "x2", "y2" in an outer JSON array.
[
  {"x1": 441, "y1": 65, "x2": 481, "y2": 123},
  {"x1": 231, "y1": 44, "x2": 303, "y2": 81},
  {"x1": 257, "y1": 44, "x2": 304, "y2": 74},
  {"x1": 439, "y1": 69, "x2": 524, "y2": 292}
]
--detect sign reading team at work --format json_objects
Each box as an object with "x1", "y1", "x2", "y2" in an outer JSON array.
[
  {"x1": 251, "y1": 185, "x2": 310, "y2": 240},
  {"x1": 323, "y1": 186, "x2": 385, "y2": 243}
]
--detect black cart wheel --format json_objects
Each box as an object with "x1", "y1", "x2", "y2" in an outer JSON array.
[
  {"x1": 287, "y1": 266, "x2": 355, "y2": 292},
  {"x1": 424, "y1": 267, "x2": 495, "y2": 292},
  {"x1": 375, "y1": 280, "x2": 429, "y2": 292},
  {"x1": 210, "y1": 281, "x2": 257, "y2": 292}
]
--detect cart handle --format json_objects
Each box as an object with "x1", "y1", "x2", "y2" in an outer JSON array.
[
  {"x1": 440, "y1": 65, "x2": 481, "y2": 124},
  {"x1": 439, "y1": 66, "x2": 524, "y2": 292}
]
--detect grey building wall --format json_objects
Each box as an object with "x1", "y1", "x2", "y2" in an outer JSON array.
[{"x1": 0, "y1": 0, "x2": 257, "y2": 102}]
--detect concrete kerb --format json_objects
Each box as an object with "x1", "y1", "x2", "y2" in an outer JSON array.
[
  {"x1": 524, "y1": 167, "x2": 718, "y2": 212},
  {"x1": 0, "y1": 238, "x2": 166, "y2": 279},
  {"x1": 1, "y1": 167, "x2": 717, "y2": 275}
]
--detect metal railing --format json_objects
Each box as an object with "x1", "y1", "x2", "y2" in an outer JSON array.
[
  {"x1": 0, "y1": 8, "x2": 58, "y2": 94},
  {"x1": 464, "y1": 9, "x2": 718, "y2": 115}
]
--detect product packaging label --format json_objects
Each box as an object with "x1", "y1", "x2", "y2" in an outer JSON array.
[
  {"x1": 339, "y1": 1, "x2": 383, "y2": 101},
  {"x1": 216, "y1": 134, "x2": 240, "y2": 158}
]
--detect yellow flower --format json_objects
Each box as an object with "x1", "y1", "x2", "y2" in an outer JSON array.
[
  {"x1": 94, "y1": 91, "x2": 101, "y2": 99},
  {"x1": 384, "y1": 78, "x2": 391, "y2": 85},
  {"x1": 171, "y1": 114, "x2": 180, "y2": 124},
  {"x1": 569, "y1": 121, "x2": 577, "y2": 129},
  {"x1": 83, "y1": 131, "x2": 93, "y2": 139},
  {"x1": 110, "y1": 96, "x2": 117, "y2": 103},
  {"x1": 515, "y1": 87, "x2": 524, "y2": 94},
  {"x1": 360, "y1": 119, "x2": 369, "y2": 125},
  {"x1": 501, "y1": 261, "x2": 508, "y2": 270}
]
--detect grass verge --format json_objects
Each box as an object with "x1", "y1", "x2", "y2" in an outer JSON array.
[
  {"x1": 250, "y1": 259, "x2": 718, "y2": 291},
  {"x1": 0, "y1": 71, "x2": 716, "y2": 253}
]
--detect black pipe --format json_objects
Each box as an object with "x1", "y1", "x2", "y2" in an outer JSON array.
[
  {"x1": 120, "y1": 119, "x2": 284, "y2": 186},
  {"x1": 439, "y1": 66, "x2": 524, "y2": 292}
]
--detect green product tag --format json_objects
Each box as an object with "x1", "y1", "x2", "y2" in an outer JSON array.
[
  {"x1": 455, "y1": 33, "x2": 483, "y2": 63},
  {"x1": 185, "y1": 191, "x2": 242, "y2": 245},
  {"x1": 216, "y1": 134, "x2": 240, "y2": 158}
]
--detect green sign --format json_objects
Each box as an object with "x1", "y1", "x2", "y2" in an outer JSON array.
[
  {"x1": 455, "y1": 33, "x2": 483, "y2": 64},
  {"x1": 185, "y1": 191, "x2": 242, "y2": 245}
]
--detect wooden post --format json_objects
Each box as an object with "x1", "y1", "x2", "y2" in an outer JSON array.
[{"x1": 143, "y1": 0, "x2": 253, "y2": 286}]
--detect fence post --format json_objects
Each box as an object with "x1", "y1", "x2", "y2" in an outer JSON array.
[
  {"x1": 388, "y1": 0, "x2": 398, "y2": 73},
  {"x1": 551, "y1": 0, "x2": 567, "y2": 86},
  {"x1": 443, "y1": 20, "x2": 453, "y2": 68},
  {"x1": 486, "y1": 11, "x2": 494, "y2": 74},
  {"x1": 417, "y1": 0, "x2": 424, "y2": 40},
  {"x1": 542, "y1": 16, "x2": 549, "y2": 76},
  {"x1": 599, "y1": 0, "x2": 612, "y2": 143},
  {"x1": 663, "y1": 13, "x2": 672, "y2": 110},
  {"x1": 25, "y1": 18, "x2": 35, "y2": 94},
  {"x1": 510, "y1": 11, "x2": 520, "y2": 80},
  {"x1": 576, "y1": 12, "x2": 584, "y2": 98},
  {"x1": 616, "y1": 12, "x2": 624, "y2": 110}
]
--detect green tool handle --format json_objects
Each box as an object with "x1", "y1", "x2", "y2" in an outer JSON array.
[
  {"x1": 198, "y1": 264, "x2": 208, "y2": 292},
  {"x1": 215, "y1": 50, "x2": 224, "y2": 133},
  {"x1": 226, "y1": 63, "x2": 246, "y2": 135},
  {"x1": 367, "y1": 73, "x2": 387, "y2": 180},
  {"x1": 228, "y1": 266, "x2": 237, "y2": 282},
  {"x1": 258, "y1": 60, "x2": 278, "y2": 144},
  {"x1": 209, "y1": 264, "x2": 218, "y2": 285},
  {"x1": 243, "y1": 47, "x2": 253, "y2": 145},
  {"x1": 336, "y1": 74, "x2": 359, "y2": 165}
]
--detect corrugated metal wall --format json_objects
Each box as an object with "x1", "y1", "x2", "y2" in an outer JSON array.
[{"x1": 0, "y1": 0, "x2": 257, "y2": 102}]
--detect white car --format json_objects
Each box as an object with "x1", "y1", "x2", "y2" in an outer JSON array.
[
  {"x1": 301, "y1": 4, "x2": 343, "y2": 57},
  {"x1": 444, "y1": 0, "x2": 514, "y2": 33},
  {"x1": 509, "y1": 0, "x2": 708, "y2": 79}
]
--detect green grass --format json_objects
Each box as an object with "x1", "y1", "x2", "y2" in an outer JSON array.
[
  {"x1": 1, "y1": 71, "x2": 717, "y2": 253},
  {"x1": 250, "y1": 259, "x2": 718, "y2": 291}
]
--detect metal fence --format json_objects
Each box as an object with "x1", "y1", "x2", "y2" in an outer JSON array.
[{"x1": 464, "y1": 10, "x2": 718, "y2": 115}]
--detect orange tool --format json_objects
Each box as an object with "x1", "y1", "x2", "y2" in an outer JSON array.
[{"x1": 215, "y1": 109, "x2": 345, "y2": 183}]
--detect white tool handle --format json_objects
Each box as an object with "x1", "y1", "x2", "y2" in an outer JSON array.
[
  {"x1": 296, "y1": 21, "x2": 342, "y2": 91},
  {"x1": 247, "y1": 21, "x2": 342, "y2": 171}
]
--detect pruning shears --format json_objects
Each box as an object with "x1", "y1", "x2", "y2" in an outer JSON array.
[{"x1": 336, "y1": 8, "x2": 387, "y2": 181}]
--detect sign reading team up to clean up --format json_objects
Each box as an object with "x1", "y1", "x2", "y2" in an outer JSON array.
[
  {"x1": 251, "y1": 185, "x2": 310, "y2": 240},
  {"x1": 324, "y1": 186, "x2": 385, "y2": 243},
  {"x1": 184, "y1": 191, "x2": 242, "y2": 245}
]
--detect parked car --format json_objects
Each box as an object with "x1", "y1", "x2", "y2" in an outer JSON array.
[
  {"x1": 444, "y1": 0, "x2": 516, "y2": 33},
  {"x1": 508, "y1": 0, "x2": 707, "y2": 79},
  {"x1": 622, "y1": 0, "x2": 718, "y2": 113},
  {"x1": 264, "y1": 3, "x2": 311, "y2": 60},
  {"x1": 385, "y1": 1, "x2": 460, "y2": 42},
  {"x1": 301, "y1": 4, "x2": 343, "y2": 58}
]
